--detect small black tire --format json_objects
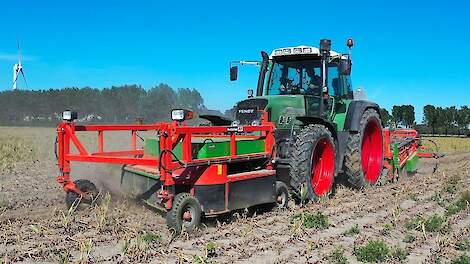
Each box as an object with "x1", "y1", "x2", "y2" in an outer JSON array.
[
  {"x1": 274, "y1": 181, "x2": 289, "y2": 209},
  {"x1": 289, "y1": 124, "x2": 336, "y2": 202},
  {"x1": 166, "y1": 193, "x2": 202, "y2": 234},
  {"x1": 343, "y1": 109, "x2": 384, "y2": 189},
  {"x1": 65, "y1": 179, "x2": 99, "y2": 210}
]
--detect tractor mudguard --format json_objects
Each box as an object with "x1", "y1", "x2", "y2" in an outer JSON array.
[{"x1": 344, "y1": 100, "x2": 380, "y2": 132}]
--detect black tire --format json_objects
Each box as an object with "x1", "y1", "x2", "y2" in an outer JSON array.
[
  {"x1": 65, "y1": 179, "x2": 99, "y2": 210},
  {"x1": 289, "y1": 124, "x2": 336, "y2": 202},
  {"x1": 344, "y1": 109, "x2": 384, "y2": 189},
  {"x1": 166, "y1": 193, "x2": 202, "y2": 234},
  {"x1": 274, "y1": 181, "x2": 289, "y2": 209}
]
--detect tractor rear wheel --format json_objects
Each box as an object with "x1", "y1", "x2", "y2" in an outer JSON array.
[
  {"x1": 289, "y1": 124, "x2": 336, "y2": 202},
  {"x1": 344, "y1": 109, "x2": 384, "y2": 189},
  {"x1": 166, "y1": 193, "x2": 202, "y2": 234},
  {"x1": 65, "y1": 179, "x2": 99, "y2": 210}
]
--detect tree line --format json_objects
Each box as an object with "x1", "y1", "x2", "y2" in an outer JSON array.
[
  {"x1": 1, "y1": 85, "x2": 468, "y2": 135},
  {"x1": 0, "y1": 84, "x2": 221, "y2": 126},
  {"x1": 380, "y1": 105, "x2": 470, "y2": 135}
]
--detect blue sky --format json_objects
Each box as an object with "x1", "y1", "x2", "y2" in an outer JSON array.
[{"x1": 0, "y1": 0, "x2": 469, "y2": 122}]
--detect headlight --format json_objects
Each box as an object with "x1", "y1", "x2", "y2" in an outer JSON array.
[
  {"x1": 171, "y1": 109, "x2": 193, "y2": 122},
  {"x1": 62, "y1": 110, "x2": 77, "y2": 121}
]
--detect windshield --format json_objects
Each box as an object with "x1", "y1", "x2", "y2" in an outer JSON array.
[{"x1": 266, "y1": 60, "x2": 341, "y2": 96}]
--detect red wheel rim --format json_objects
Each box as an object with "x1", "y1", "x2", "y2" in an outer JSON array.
[
  {"x1": 361, "y1": 120, "x2": 383, "y2": 183},
  {"x1": 311, "y1": 138, "x2": 335, "y2": 197}
]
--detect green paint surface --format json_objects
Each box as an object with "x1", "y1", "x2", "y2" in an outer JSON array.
[
  {"x1": 143, "y1": 137, "x2": 266, "y2": 160},
  {"x1": 405, "y1": 152, "x2": 419, "y2": 172},
  {"x1": 333, "y1": 99, "x2": 351, "y2": 131}
]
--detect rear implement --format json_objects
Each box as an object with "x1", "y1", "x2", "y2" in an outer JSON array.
[{"x1": 56, "y1": 110, "x2": 289, "y2": 233}]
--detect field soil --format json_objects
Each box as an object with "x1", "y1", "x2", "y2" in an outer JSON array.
[{"x1": 0, "y1": 127, "x2": 469, "y2": 263}]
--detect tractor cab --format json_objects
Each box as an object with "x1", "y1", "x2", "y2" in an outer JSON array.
[{"x1": 230, "y1": 40, "x2": 354, "y2": 129}]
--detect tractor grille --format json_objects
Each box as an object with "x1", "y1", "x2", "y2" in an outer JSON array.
[{"x1": 235, "y1": 98, "x2": 268, "y2": 125}]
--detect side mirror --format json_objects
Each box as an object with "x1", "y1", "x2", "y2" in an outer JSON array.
[
  {"x1": 339, "y1": 59, "x2": 352, "y2": 75},
  {"x1": 230, "y1": 66, "x2": 238, "y2": 81}
]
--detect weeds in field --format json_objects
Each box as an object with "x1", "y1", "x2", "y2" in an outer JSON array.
[
  {"x1": 457, "y1": 239, "x2": 470, "y2": 251},
  {"x1": 327, "y1": 245, "x2": 349, "y2": 264},
  {"x1": 205, "y1": 242, "x2": 217, "y2": 257},
  {"x1": 94, "y1": 192, "x2": 111, "y2": 230},
  {"x1": 353, "y1": 239, "x2": 390, "y2": 263},
  {"x1": 60, "y1": 197, "x2": 80, "y2": 228},
  {"x1": 343, "y1": 224, "x2": 360, "y2": 236},
  {"x1": 403, "y1": 233, "x2": 416, "y2": 243},
  {"x1": 57, "y1": 249, "x2": 70, "y2": 264},
  {"x1": 392, "y1": 206, "x2": 402, "y2": 226},
  {"x1": 451, "y1": 254, "x2": 470, "y2": 264},
  {"x1": 292, "y1": 212, "x2": 329, "y2": 230},
  {"x1": 405, "y1": 214, "x2": 446, "y2": 236},
  {"x1": 409, "y1": 193, "x2": 419, "y2": 201},
  {"x1": 77, "y1": 238, "x2": 93, "y2": 264},
  {"x1": 191, "y1": 242, "x2": 217, "y2": 264},
  {"x1": 446, "y1": 190, "x2": 470, "y2": 217},
  {"x1": 444, "y1": 175, "x2": 460, "y2": 194},
  {"x1": 390, "y1": 245, "x2": 409, "y2": 262},
  {"x1": 29, "y1": 224, "x2": 46, "y2": 235},
  {"x1": 432, "y1": 192, "x2": 448, "y2": 207},
  {"x1": 381, "y1": 223, "x2": 393, "y2": 236},
  {"x1": 121, "y1": 230, "x2": 161, "y2": 260}
]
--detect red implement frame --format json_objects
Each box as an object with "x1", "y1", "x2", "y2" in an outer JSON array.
[{"x1": 56, "y1": 113, "x2": 275, "y2": 195}]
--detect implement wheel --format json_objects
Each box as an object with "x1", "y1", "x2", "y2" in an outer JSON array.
[
  {"x1": 65, "y1": 179, "x2": 99, "y2": 210},
  {"x1": 289, "y1": 124, "x2": 336, "y2": 202},
  {"x1": 344, "y1": 109, "x2": 384, "y2": 189},
  {"x1": 166, "y1": 193, "x2": 202, "y2": 234},
  {"x1": 274, "y1": 181, "x2": 289, "y2": 209}
]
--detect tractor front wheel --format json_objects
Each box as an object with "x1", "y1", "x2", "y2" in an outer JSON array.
[
  {"x1": 166, "y1": 193, "x2": 202, "y2": 234},
  {"x1": 344, "y1": 109, "x2": 384, "y2": 189},
  {"x1": 289, "y1": 124, "x2": 336, "y2": 202},
  {"x1": 65, "y1": 179, "x2": 99, "y2": 210}
]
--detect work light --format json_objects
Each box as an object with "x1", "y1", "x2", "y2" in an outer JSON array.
[
  {"x1": 171, "y1": 109, "x2": 193, "y2": 122},
  {"x1": 62, "y1": 110, "x2": 77, "y2": 121}
]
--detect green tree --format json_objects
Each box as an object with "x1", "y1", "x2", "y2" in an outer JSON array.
[
  {"x1": 391, "y1": 105, "x2": 403, "y2": 126},
  {"x1": 379, "y1": 108, "x2": 391, "y2": 127},
  {"x1": 423, "y1": 105, "x2": 438, "y2": 135},
  {"x1": 402, "y1": 105, "x2": 415, "y2": 128}
]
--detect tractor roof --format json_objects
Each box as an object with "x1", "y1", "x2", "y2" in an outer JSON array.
[{"x1": 270, "y1": 45, "x2": 343, "y2": 59}]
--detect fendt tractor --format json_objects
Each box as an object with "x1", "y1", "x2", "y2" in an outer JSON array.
[
  {"x1": 226, "y1": 39, "x2": 383, "y2": 201},
  {"x1": 55, "y1": 39, "x2": 428, "y2": 233}
]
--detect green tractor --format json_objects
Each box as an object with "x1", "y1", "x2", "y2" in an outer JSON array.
[{"x1": 219, "y1": 39, "x2": 384, "y2": 201}]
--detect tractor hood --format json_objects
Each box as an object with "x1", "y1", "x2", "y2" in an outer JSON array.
[{"x1": 235, "y1": 95, "x2": 308, "y2": 129}]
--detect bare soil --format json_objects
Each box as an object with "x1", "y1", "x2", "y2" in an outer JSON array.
[{"x1": 0, "y1": 127, "x2": 469, "y2": 263}]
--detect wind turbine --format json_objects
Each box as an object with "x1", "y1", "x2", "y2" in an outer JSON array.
[{"x1": 12, "y1": 39, "x2": 28, "y2": 90}]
